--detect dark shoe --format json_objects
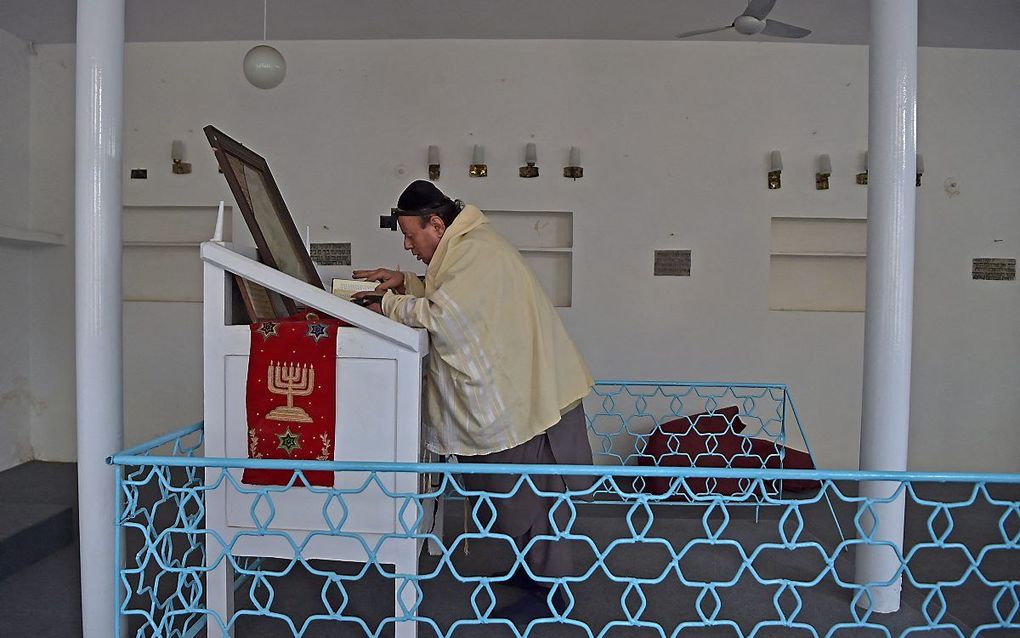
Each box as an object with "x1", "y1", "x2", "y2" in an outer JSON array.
[{"x1": 494, "y1": 588, "x2": 568, "y2": 626}]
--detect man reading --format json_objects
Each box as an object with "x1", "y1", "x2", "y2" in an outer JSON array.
[{"x1": 354, "y1": 180, "x2": 593, "y2": 624}]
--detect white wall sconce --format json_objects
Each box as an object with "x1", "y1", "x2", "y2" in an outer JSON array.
[
  {"x1": 563, "y1": 146, "x2": 583, "y2": 180},
  {"x1": 768, "y1": 150, "x2": 782, "y2": 189},
  {"x1": 815, "y1": 154, "x2": 832, "y2": 190},
  {"x1": 469, "y1": 145, "x2": 487, "y2": 177},
  {"x1": 427, "y1": 145, "x2": 440, "y2": 181},
  {"x1": 171, "y1": 140, "x2": 191, "y2": 174},
  {"x1": 519, "y1": 143, "x2": 539, "y2": 178},
  {"x1": 856, "y1": 151, "x2": 868, "y2": 185},
  {"x1": 916, "y1": 153, "x2": 924, "y2": 187}
]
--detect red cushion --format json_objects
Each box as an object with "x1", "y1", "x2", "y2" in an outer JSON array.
[
  {"x1": 639, "y1": 406, "x2": 748, "y2": 496},
  {"x1": 638, "y1": 405, "x2": 820, "y2": 497},
  {"x1": 747, "y1": 439, "x2": 820, "y2": 492}
]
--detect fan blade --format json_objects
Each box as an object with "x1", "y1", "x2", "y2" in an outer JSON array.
[
  {"x1": 762, "y1": 19, "x2": 811, "y2": 38},
  {"x1": 675, "y1": 25, "x2": 734, "y2": 39},
  {"x1": 743, "y1": 0, "x2": 777, "y2": 20}
]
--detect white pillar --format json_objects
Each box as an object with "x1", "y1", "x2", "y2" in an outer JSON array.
[
  {"x1": 75, "y1": 0, "x2": 124, "y2": 636},
  {"x1": 854, "y1": 0, "x2": 917, "y2": 614}
]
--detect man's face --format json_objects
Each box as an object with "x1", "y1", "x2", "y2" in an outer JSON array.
[{"x1": 397, "y1": 215, "x2": 445, "y2": 264}]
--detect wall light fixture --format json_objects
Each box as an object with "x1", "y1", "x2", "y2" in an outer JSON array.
[
  {"x1": 856, "y1": 151, "x2": 868, "y2": 185},
  {"x1": 171, "y1": 140, "x2": 191, "y2": 174},
  {"x1": 768, "y1": 150, "x2": 782, "y2": 189},
  {"x1": 427, "y1": 145, "x2": 440, "y2": 181},
  {"x1": 519, "y1": 143, "x2": 539, "y2": 178},
  {"x1": 469, "y1": 145, "x2": 487, "y2": 177},
  {"x1": 815, "y1": 154, "x2": 832, "y2": 190},
  {"x1": 563, "y1": 146, "x2": 583, "y2": 180}
]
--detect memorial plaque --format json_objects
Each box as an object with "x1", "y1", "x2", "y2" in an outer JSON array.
[
  {"x1": 310, "y1": 242, "x2": 352, "y2": 266},
  {"x1": 654, "y1": 250, "x2": 692, "y2": 277},
  {"x1": 972, "y1": 258, "x2": 1016, "y2": 281}
]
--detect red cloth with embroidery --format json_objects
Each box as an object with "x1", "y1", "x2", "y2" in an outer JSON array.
[{"x1": 243, "y1": 313, "x2": 345, "y2": 487}]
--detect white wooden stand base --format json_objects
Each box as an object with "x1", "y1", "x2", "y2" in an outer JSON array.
[{"x1": 201, "y1": 242, "x2": 437, "y2": 637}]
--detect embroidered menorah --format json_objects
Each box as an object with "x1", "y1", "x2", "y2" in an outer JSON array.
[{"x1": 265, "y1": 361, "x2": 315, "y2": 423}]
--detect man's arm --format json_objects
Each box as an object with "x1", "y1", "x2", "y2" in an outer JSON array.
[{"x1": 380, "y1": 246, "x2": 482, "y2": 333}]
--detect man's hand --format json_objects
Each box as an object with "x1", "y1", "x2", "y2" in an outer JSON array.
[{"x1": 352, "y1": 268, "x2": 405, "y2": 294}]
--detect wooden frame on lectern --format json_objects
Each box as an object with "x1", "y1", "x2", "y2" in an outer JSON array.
[
  {"x1": 204, "y1": 125, "x2": 321, "y2": 316},
  {"x1": 234, "y1": 275, "x2": 287, "y2": 322}
]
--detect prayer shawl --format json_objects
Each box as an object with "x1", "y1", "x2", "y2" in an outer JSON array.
[{"x1": 382, "y1": 205, "x2": 593, "y2": 456}]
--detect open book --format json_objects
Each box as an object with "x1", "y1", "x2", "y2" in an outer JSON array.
[{"x1": 331, "y1": 278, "x2": 379, "y2": 301}]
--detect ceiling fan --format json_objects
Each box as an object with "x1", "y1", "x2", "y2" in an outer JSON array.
[{"x1": 675, "y1": 0, "x2": 811, "y2": 40}]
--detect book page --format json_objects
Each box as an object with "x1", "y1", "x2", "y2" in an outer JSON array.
[{"x1": 331, "y1": 278, "x2": 379, "y2": 301}]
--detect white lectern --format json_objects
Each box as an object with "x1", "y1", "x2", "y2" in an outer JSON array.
[{"x1": 201, "y1": 241, "x2": 436, "y2": 638}]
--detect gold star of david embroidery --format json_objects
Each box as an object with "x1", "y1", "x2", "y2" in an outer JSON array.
[
  {"x1": 257, "y1": 322, "x2": 278, "y2": 339},
  {"x1": 276, "y1": 427, "x2": 301, "y2": 456}
]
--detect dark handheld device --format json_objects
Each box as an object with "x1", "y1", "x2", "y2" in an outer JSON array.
[
  {"x1": 351, "y1": 292, "x2": 385, "y2": 307},
  {"x1": 379, "y1": 208, "x2": 399, "y2": 231}
]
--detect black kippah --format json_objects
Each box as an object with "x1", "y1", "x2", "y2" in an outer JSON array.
[{"x1": 395, "y1": 180, "x2": 450, "y2": 215}]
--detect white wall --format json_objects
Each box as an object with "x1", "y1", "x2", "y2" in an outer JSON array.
[
  {"x1": 910, "y1": 48, "x2": 1020, "y2": 472},
  {"x1": 28, "y1": 42, "x2": 76, "y2": 462},
  {"x1": 0, "y1": 28, "x2": 34, "y2": 471},
  {"x1": 26, "y1": 39, "x2": 1020, "y2": 471}
]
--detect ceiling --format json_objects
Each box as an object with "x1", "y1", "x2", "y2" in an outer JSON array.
[{"x1": 1, "y1": 0, "x2": 1018, "y2": 50}]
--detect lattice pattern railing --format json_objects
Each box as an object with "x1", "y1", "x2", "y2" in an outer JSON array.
[{"x1": 110, "y1": 422, "x2": 1020, "y2": 638}]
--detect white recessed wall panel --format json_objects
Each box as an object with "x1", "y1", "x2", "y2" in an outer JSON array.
[
  {"x1": 485, "y1": 210, "x2": 573, "y2": 307},
  {"x1": 770, "y1": 217, "x2": 867, "y2": 256},
  {"x1": 769, "y1": 218, "x2": 867, "y2": 312},
  {"x1": 769, "y1": 255, "x2": 866, "y2": 312},
  {"x1": 122, "y1": 205, "x2": 228, "y2": 302},
  {"x1": 121, "y1": 205, "x2": 227, "y2": 442},
  {"x1": 123, "y1": 245, "x2": 203, "y2": 302},
  {"x1": 520, "y1": 250, "x2": 573, "y2": 308},
  {"x1": 484, "y1": 210, "x2": 573, "y2": 249}
]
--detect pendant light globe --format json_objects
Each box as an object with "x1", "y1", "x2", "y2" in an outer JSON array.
[{"x1": 243, "y1": 44, "x2": 286, "y2": 89}]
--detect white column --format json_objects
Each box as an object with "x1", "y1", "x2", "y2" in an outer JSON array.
[
  {"x1": 75, "y1": 0, "x2": 125, "y2": 636},
  {"x1": 854, "y1": 0, "x2": 917, "y2": 614}
]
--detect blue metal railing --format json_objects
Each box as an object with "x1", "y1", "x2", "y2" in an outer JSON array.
[{"x1": 108, "y1": 383, "x2": 1020, "y2": 638}]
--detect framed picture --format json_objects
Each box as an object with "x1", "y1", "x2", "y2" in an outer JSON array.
[{"x1": 204, "y1": 125, "x2": 322, "y2": 316}]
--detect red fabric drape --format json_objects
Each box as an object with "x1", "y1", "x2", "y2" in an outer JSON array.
[{"x1": 243, "y1": 313, "x2": 345, "y2": 487}]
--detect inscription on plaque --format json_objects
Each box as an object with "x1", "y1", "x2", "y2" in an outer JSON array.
[
  {"x1": 972, "y1": 258, "x2": 1016, "y2": 281},
  {"x1": 654, "y1": 250, "x2": 692, "y2": 277},
  {"x1": 310, "y1": 242, "x2": 351, "y2": 266}
]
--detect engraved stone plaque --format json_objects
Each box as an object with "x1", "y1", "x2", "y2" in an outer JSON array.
[
  {"x1": 654, "y1": 250, "x2": 691, "y2": 276},
  {"x1": 310, "y1": 242, "x2": 351, "y2": 266},
  {"x1": 972, "y1": 258, "x2": 1016, "y2": 281}
]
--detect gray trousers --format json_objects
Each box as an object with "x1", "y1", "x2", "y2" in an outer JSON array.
[{"x1": 459, "y1": 403, "x2": 592, "y2": 580}]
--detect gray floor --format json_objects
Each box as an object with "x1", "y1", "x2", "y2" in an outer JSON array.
[
  {"x1": 0, "y1": 461, "x2": 81, "y2": 637},
  {"x1": 2, "y1": 462, "x2": 1018, "y2": 637}
]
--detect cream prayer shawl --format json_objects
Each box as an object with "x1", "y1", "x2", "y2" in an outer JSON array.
[{"x1": 382, "y1": 205, "x2": 592, "y2": 456}]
